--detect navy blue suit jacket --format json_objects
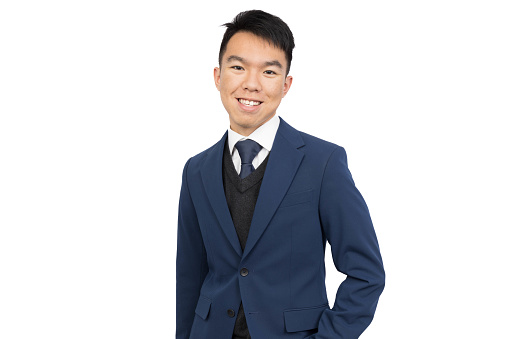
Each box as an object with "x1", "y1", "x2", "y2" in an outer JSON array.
[{"x1": 176, "y1": 117, "x2": 385, "y2": 338}]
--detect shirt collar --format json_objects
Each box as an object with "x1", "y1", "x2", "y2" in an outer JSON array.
[{"x1": 228, "y1": 114, "x2": 280, "y2": 155}]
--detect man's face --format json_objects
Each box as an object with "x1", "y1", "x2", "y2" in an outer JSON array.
[{"x1": 214, "y1": 31, "x2": 293, "y2": 136}]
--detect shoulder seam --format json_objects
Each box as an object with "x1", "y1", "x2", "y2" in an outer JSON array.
[{"x1": 318, "y1": 146, "x2": 342, "y2": 207}]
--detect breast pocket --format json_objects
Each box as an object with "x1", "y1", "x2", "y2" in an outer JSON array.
[{"x1": 279, "y1": 189, "x2": 314, "y2": 208}]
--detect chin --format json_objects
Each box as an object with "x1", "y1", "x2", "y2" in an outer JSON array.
[{"x1": 234, "y1": 115, "x2": 257, "y2": 125}]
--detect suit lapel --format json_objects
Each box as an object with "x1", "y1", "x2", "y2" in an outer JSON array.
[
  {"x1": 242, "y1": 117, "x2": 305, "y2": 259},
  {"x1": 200, "y1": 131, "x2": 243, "y2": 257}
]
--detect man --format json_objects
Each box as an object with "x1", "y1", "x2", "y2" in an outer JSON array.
[{"x1": 176, "y1": 10, "x2": 384, "y2": 339}]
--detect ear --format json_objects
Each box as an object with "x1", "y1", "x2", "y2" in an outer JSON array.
[
  {"x1": 282, "y1": 75, "x2": 293, "y2": 98},
  {"x1": 214, "y1": 67, "x2": 221, "y2": 90}
]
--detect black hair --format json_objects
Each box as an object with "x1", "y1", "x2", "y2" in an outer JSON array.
[{"x1": 218, "y1": 10, "x2": 295, "y2": 76}]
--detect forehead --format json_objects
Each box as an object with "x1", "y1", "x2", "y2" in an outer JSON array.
[{"x1": 222, "y1": 31, "x2": 287, "y2": 67}]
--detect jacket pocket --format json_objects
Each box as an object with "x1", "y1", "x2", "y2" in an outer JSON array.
[
  {"x1": 283, "y1": 303, "x2": 328, "y2": 333},
  {"x1": 279, "y1": 189, "x2": 314, "y2": 208},
  {"x1": 194, "y1": 295, "x2": 212, "y2": 320}
]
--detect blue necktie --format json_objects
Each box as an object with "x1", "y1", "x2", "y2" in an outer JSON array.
[{"x1": 235, "y1": 139, "x2": 263, "y2": 179}]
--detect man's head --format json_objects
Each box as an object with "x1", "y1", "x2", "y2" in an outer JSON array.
[
  {"x1": 218, "y1": 10, "x2": 295, "y2": 76},
  {"x1": 214, "y1": 10, "x2": 295, "y2": 136}
]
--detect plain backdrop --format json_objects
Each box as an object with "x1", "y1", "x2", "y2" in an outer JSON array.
[{"x1": 1, "y1": 1, "x2": 508, "y2": 338}]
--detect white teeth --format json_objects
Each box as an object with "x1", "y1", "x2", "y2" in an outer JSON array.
[{"x1": 239, "y1": 99, "x2": 261, "y2": 106}]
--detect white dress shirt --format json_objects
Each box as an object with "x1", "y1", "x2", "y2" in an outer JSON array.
[{"x1": 227, "y1": 114, "x2": 280, "y2": 175}]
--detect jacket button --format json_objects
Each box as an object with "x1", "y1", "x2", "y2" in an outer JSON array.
[
  {"x1": 227, "y1": 309, "x2": 235, "y2": 317},
  {"x1": 240, "y1": 268, "x2": 249, "y2": 277}
]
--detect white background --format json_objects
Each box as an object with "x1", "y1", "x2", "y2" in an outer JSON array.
[{"x1": 1, "y1": 1, "x2": 508, "y2": 338}]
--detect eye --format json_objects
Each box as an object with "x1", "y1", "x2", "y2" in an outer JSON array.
[
  {"x1": 231, "y1": 66, "x2": 244, "y2": 71},
  {"x1": 264, "y1": 70, "x2": 277, "y2": 75}
]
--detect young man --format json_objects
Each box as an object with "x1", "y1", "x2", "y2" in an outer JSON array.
[{"x1": 176, "y1": 10, "x2": 385, "y2": 339}]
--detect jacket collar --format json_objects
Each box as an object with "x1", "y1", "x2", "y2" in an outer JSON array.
[{"x1": 200, "y1": 117, "x2": 305, "y2": 258}]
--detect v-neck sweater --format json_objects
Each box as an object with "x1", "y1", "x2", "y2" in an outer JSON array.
[{"x1": 222, "y1": 136, "x2": 270, "y2": 339}]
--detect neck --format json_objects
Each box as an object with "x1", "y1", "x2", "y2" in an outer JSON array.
[{"x1": 230, "y1": 114, "x2": 276, "y2": 136}]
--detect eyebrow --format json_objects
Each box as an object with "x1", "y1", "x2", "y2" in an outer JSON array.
[
  {"x1": 226, "y1": 55, "x2": 283, "y2": 70},
  {"x1": 263, "y1": 60, "x2": 283, "y2": 70},
  {"x1": 226, "y1": 55, "x2": 246, "y2": 63}
]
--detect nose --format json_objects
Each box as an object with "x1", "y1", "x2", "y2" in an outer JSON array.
[{"x1": 242, "y1": 70, "x2": 261, "y2": 92}]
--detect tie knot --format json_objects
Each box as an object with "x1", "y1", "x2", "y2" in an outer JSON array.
[{"x1": 235, "y1": 139, "x2": 262, "y2": 165}]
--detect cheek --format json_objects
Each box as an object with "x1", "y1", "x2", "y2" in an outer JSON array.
[
  {"x1": 264, "y1": 81, "x2": 286, "y2": 97},
  {"x1": 225, "y1": 74, "x2": 244, "y2": 88},
  {"x1": 266, "y1": 88, "x2": 285, "y2": 101}
]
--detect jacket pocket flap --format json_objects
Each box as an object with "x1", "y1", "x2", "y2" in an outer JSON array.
[
  {"x1": 194, "y1": 295, "x2": 212, "y2": 320},
  {"x1": 280, "y1": 189, "x2": 313, "y2": 208},
  {"x1": 283, "y1": 304, "x2": 328, "y2": 333}
]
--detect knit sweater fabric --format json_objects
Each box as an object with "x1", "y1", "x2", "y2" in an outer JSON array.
[{"x1": 222, "y1": 138, "x2": 270, "y2": 339}]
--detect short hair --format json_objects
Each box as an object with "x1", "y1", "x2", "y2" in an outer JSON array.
[{"x1": 218, "y1": 10, "x2": 295, "y2": 76}]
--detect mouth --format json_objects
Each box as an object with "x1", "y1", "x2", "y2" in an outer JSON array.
[{"x1": 237, "y1": 98, "x2": 262, "y2": 107}]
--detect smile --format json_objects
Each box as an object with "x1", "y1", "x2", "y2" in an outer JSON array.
[{"x1": 237, "y1": 98, "x2": 262, "y2": 106}]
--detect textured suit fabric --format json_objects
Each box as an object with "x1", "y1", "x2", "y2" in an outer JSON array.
[
  {"x1": 223, "y1": 138, "x2": 269, "y2": 338},
  {"x1": 176, "y1": 117, "x2": 385, "y2": 339}
]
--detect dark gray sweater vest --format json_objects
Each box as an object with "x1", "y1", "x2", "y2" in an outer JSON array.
[{"x1": 222, "y1": 138, "x2": 270, "y2": 339}]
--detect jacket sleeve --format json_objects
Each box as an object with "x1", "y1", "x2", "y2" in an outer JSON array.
[
  {"x1": 312, "y1": 147, "x2": 385, "y2": 339},
  {"x1": 176, "y1": 159, "x2": 209, "y2": 339}
]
